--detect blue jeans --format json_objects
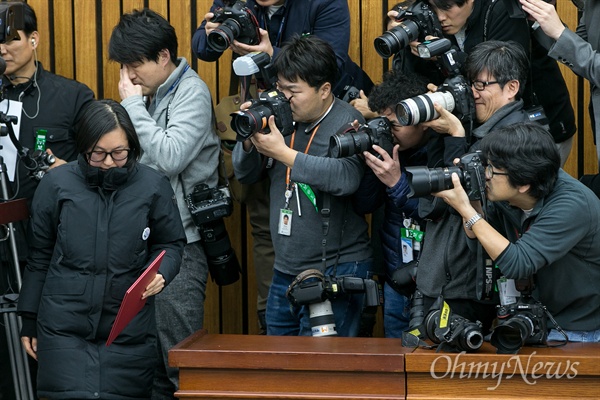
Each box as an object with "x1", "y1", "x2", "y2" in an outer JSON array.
[
  {"x1": 547, "y1": 328, "x2": 600, "y2": 343},
  {"x1": 266, "y1": 259, "x2": 373, "y2": 337},
  {"x1": 383, "y1": 282, "x2": 411, "y2": 338}
]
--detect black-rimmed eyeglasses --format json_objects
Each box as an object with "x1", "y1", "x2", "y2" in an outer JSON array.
[
  {"x1": 485, "y1": 164, "x2": 509, "y2": 179},
  {"x1": 87, "y1": 148, "x2": 130, "y2": 162},
  {"x1": 471, "y1": 80, "x2": 500, "y2": 92}
]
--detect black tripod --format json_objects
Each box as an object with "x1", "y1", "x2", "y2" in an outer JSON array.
[{"x1": 0, "y1": 135, "x2": 34, "y2": 400}]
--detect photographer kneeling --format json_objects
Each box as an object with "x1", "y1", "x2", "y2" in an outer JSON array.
[{"x1": 432, "y1": 122, "x2": 600, "y2": 343}]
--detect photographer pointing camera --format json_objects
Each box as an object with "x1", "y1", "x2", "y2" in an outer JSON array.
[
  {"x1": 233, "y1": 35, "x2": 373, "y2": 337},
  {"x1": 432, "y1": 123, "x2": 600, "y2": 343},
  {"x1": 408, "y1": 40, "x2": 534, "y2": 336}
]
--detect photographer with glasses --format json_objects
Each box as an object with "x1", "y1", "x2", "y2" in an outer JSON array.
[
  {"x1": 432, "y1": 122, "x2": 600, "y2": 343},
  {"x1": 410, "y1": 40, "x2": 535, "y2": 336}
]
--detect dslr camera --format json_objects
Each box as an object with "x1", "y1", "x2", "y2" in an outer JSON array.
[
  {"x1": 286, "y1": 269, "x2": 381, "y2": 337},
  {"x1": 186, "y1": 183, "x2": 241, "y2": 286},
  {"x1": 328, "y1": 116, "x2": 394, "y2": 159},
  {"x1": 396, "y1": 38, "x2": 475, "y2": 127},
  {"x1": 374, "y1": 1, "x2": 443, "y2": 59},
  {"x1": 208, "y1": 0, "x2": 260, "y2": 52},
  {"x1": 231, "y1": 89, "x2": 294, "y2": 140},
  {"x1": 403, "y1": 290, "x2": 484, "y2": 352},
  {"x1": 230, "y1": 52, "x2": 294, "y2": 141},
  {"x1": 490, "y1": 280, "x2": 549, "y2": 354},
  {"x1": 405, "y1": 151, "x2": 487, "y2": 200}
]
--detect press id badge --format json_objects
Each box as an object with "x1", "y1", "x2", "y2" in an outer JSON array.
[{"x1": 278, "y1": 209, "x2": 292, "y2": 236}]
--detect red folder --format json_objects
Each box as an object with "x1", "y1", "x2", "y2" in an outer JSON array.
[{"x1": 106, "y1": 250, "x2": 166, "y2": 346}]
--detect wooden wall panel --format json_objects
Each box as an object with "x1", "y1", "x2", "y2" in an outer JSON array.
[{"x1": 28, "y1": 0, "x2": 597, "y2": 337}]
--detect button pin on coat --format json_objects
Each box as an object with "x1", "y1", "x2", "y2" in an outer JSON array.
[{"x1": 142, "y1": 227, "x2": 150, "y2": 240}]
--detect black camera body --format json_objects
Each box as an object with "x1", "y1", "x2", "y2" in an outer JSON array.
[
  {"x1": 490, "y1": 295, "x2": 548, "y2": 354},
  {"x1": 230, "y1": 88, "x2": 294, "y2": 141},
  {"x1": 374, "y1": 1, "x2": 443, "y2": 59},
  {"x1": 328, "y1": 116, "x2": 395, "y2": 159},
  {"x1": 287, "y1": 275, "x2": 381, "y2": 308},
  {"x1": 337, "y1": 85, "x2": 360, "y2": 103},
  {"x1": 187, "y1": 184, "x2": 233, "y2": 226},
  {"x1": 208, "y1": 0, "x2": 260, "y2": 52},
  {"x1": 405, "y1": 151, "x2": 486, "y2": 200},
  {"x1": 186, "y1": 183, "x2": 240, "y2": 286}
]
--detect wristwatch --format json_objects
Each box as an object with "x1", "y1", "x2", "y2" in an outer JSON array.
[{"x1": 464, "y1": 213, "x2": 483, "y2": 230}]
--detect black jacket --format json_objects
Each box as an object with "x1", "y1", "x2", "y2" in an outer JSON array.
[
  {"x1": 18, "y1": 159, "x2": 185, "y2": 400},
  {"x1": 1, "y1": 62, "x2": 94, "y2": 262}
]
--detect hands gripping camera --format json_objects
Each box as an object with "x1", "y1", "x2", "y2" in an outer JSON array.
[
  {"x1": 207, "y1": 0, "x2": 260, "y2": 52},
  {"x1": 228, "y1": 51, "x2": 294, "y2": 141}
]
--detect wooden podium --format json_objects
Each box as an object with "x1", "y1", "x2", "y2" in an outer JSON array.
[
  {"x1": 169, "y1": 330, "x2": 409, "y2": 399},
  {"x1": 405, "y1": 342, "x2": 600, "y2": 399}
]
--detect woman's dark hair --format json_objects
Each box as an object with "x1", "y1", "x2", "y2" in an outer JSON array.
[
  {"x1": 76, "y1": 99, "x2": 141, "y2": 165},
  {"x1": 108, "y1": 8, "x2": 177, "y2": 64},
  {"x1": 273, "y1": 34, "x2": 338, "y2": 90},
  {"x1": 481, "y1": 122, "x2": 560, "y2": 199}
]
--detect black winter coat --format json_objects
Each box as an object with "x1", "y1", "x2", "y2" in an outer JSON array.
[{"x1": 18, "y1": 159, "x2": 185, "y2": 400}]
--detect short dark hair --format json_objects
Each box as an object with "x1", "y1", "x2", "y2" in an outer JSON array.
[
  {"x1": 273, "y1": 35, "x2": 338, "y2": 90},
  {"x1": 425, "y1": 0, "x2": 470, "y2": 11},
  {"x1": 21, "y1": 2, "x2": 37, "y2": 34},
  {"x1": 465, "y1": 40, "x2": 529, "y2": 100},
  {"x1": 368, "y1": 70, "x2": 429, "y2": 113},
  {"x1": 480, "y1": 122, "x2": 560, "y2": 199},
  {"x1": 76, "y1": 99, "x2": 141, "y2": 166},
  {"x1": 108, "y1": 9, "x2": 177, "y2": 64}
]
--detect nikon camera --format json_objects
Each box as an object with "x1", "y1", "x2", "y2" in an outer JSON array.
[
  {"x1": 405, "y1": 151, "x2": 487, "y2": 201},
  {"x1": 490, "y1": 295, "x2": 548, "y2": 354},
  {"x1": 186, "y1": 183, "x2": 241, "y2": 286},
  {"x1": 207, "y1": 0, "x2": 260, "y2": 52}
]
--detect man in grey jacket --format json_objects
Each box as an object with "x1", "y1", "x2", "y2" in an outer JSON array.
[{"x1": 109, "y1": 9, "x2": 221, "y2": 400}]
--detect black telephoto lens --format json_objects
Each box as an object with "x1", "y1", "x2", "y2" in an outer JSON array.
[
  {"x1": 405, "y1": 166, "x2": 462, "y2": 198},
  {"x1": 373, "y1": 20, "x2": 419, "y2": 58},
  {"x1": 328, "y1": 131, "x2": 373, "y2": 158}
]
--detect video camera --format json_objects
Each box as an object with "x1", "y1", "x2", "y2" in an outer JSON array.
[
  {"x1": 403, "y1": 290, "x2": 484, "y2": 352},
  {"x1": 374, "y1": 1, "x2": 443, "y2": 59},
  {"x1": 405, "y1": 151, "x2": 487, "y2": 201},
  {"x1": 286, "y1": 269, "x2": 381, "y2": 337},
  {"x1": 230, "y1": 52, "x2": 294, "y2": 141},
  {"x1": 490, "y1": 278, "x2": 550, "y2": 354},
  {"x1": 186, "y1": 183, "x2": 241, "y2": 286},
  {"x1": 207, "y1": 0, "x2": 260, "y2": 52},
  {"x1": 328, "y1": 116, "x2": 394, "y2": 159}
]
